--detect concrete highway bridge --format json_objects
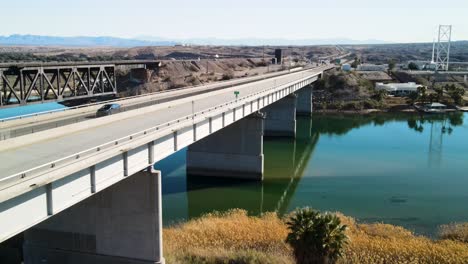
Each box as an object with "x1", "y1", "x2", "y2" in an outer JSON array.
[{"x1": 0, "y1": 65, "x2": 331, "y2": 263}]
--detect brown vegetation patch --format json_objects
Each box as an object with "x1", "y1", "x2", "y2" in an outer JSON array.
[{"x1": 164, "y1": 209, "x2": 468, "y2": 264}]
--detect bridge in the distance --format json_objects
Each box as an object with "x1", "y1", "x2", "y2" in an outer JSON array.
[
  {"x1": 0, "y1": 64, "x2": 331, "y2": 264},
  {"x1": 0, "y1": 60, "x2": 164, "y2": 107}
]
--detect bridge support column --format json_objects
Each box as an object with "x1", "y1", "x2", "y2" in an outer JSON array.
[
  {"x1": 187, "y1": 112, "x2": 265, "y2": 180},
  {"x1": 264, "y1": 94, "x2": 297, "y2": 137},
  {"x1": 296, "y1": 85, "x2": 313, "y2": 116},
  {"x1": 23, "y1": 170, "x2": 164, "y2": 264}
]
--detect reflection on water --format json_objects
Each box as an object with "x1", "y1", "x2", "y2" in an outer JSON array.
[
  {"x1": 158, "y1": 112, "x2": 468, "y2": 236},
  {"x1": 407, "y1": 114, "x2": 464, "y2": 168},
  {"x1": 0, "y1": 102, "x2": 66, "y2": 119}
]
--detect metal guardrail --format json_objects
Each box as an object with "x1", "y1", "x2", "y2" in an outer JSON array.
[{"x1": 0, "y1": 70, "x2": 321, "y2": 193}]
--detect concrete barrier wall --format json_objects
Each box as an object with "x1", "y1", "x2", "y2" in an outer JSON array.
[
  {"x1": 51, "y1": 169, "x2": 92, "y2": 214},
  {"x1": 0, "y1": 187, "x2": 48, "y2": 243}
]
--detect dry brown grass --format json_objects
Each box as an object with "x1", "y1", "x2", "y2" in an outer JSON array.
[
  {"x1": 164, "y1": 209, "x2": 293, "y2": 263},
  {"x1": 439, "y1": 223, "x2": 468, "y2": 243},
  {"x1": 163, "y1": 209, "x2": 468, "y2": 264},
  {"x1": 337, "y1": 213, "x2": 468, "y2": 263}
]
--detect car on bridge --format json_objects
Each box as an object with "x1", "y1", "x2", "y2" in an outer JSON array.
[{"x1": 96, "y1": 103, "x2": 121, "y2": 117}]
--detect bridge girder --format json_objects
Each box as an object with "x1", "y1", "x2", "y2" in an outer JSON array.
[{"x1": 0, "y1": 65, "x2": 117, "y2": 107}]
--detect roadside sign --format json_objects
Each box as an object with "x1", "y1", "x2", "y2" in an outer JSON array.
[{"x1": 234, "y1": 91, "x2": 240, "y2": 99}]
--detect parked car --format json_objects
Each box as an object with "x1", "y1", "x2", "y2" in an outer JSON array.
[{"x1": 96, "y1": 103, "x2": 121, "y2": 117}]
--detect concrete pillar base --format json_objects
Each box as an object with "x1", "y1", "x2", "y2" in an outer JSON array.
[
  {"x1": 264, "y1": 94, "x2": 297, "y2": 138},
  {"x1": 23, "y1": 170, "x2": 164, "y2": 264},
  {"x1": 296, "y1": 85, "x2": 313, "y2": 116},
  {"x1": 187, "y1": 152, "x2": 264, "y2": 180},
  {"x1": 264, "y1": 121, "x2": 296, "y2": 137},
  {"x1": 187, "y1": 112, "x2": 265, "y2": 181}
]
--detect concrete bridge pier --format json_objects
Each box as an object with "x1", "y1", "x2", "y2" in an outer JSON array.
[
  {"x1": 187, "y1": 112, "x2": 265, "y2": 180},
  {"x1": 23, "y1": 170, "x2": 164, "y2": 264},
  {"x1": 296, "y1": 85, "x2": 313, "y2": 116},
  {"x1": 263, "y1": 94, "x2": 297, "y2": 137}
]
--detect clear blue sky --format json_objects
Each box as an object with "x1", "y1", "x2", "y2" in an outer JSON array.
[{"x1": 1, "y1": 0, "x2": 467, "y2": 43}]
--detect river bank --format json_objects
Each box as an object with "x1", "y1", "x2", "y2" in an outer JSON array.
[
  {"x1": 163, "y1": 209, "x2": 468, "y2": 264},
  {"x1": 312, "y1": 68, "x2": 467, "y2": 115},
  {"x1": 312, "y1": 106, "x2": 417, "y2": 115}
]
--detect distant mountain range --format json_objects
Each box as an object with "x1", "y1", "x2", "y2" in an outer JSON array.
[
  {"x1": 0, "y1": 34, "x2": 392, "y2": 47},
  {"x1": 0, "y1": 35, "x2": 177, "y2": 47},
  {"x1": 137, "y1": 36, "x2": 391, "y2": 46}
]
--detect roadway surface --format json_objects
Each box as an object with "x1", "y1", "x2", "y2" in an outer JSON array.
[
  {"x1": 0, "y1": 66, "x2": 328, "y2": 181},
  {"x1": 0, "y1": 67, "x2": 307, "y2": 139},
  {"x1": 403, "y1": 70, "x2": 468, "y2": 75}
]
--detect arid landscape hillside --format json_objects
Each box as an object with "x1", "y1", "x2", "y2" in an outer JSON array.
[
  {"x1": 0, "y1": 45, "x2": 342, "y2": 62},
  {"x1": 118, "y1": 58, "x2": 290, "y2": 96},
  {"x1": 345, "y1": 41, "x2": 468, "y2": 64}
]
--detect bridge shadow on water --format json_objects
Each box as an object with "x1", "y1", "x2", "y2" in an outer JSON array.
[{"x1": 156, "y1": 116, "x2": 320, "y2": 223}]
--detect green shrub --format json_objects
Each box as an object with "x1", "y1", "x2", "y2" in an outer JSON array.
[
  {"x1": 372, "y1": 89, "x2": 387, "y2": 102},
  {"x1": 343, "y1": 101, "x2": 363, "y2": 111},
  {"x1": 221, "y1": 71, "x2": 235, "y2": 80},
  {"x1": 328, "y1": 101, "x2": 344, "y2": 110},
  {"x1": 256, "y1": 60, "x2": 268, "y2": 67},
  {"x1": 286, "y1": 208, "x2": 348, "y2": 264},
  {"x1": 363, "y1": 99, "x2": 380, "y2": 109}
]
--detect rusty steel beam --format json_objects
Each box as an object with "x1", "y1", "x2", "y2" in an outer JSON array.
[{"x1": 0, "y1": 64, "x2": 117, "y2": 107}]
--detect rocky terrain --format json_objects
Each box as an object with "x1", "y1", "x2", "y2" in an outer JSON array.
[
  {"x1": 0, "y1": 45, "x2": 341, "y2": 63},
  {"x1": 117, "y1": 58, "x2": 290, "y2": 96},
  {"x1": 313, "y1": 69, "x2": 417, "y2": 112},
  {"x1": 344, "y1": 41, "x2": 468, "y2": 65}
]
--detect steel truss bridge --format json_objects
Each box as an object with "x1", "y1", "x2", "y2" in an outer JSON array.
[{"x1": 0, "y1": 60, "x2": 161, "y2": 107}]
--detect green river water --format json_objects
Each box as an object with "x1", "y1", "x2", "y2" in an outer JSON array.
[{"x1": 158, "y1": 113, "x2": 468, "y2": 236}]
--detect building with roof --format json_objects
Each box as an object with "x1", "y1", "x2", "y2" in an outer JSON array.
[
  {"x1": 357, "y1": 64, "x2": 388, "y2": 71},
  {"x1": 341, "y1": 63, "x2": 351, "y2": 71},
  {"x1": 375, "y1": 82, "x2": 423, "y2": 96}
]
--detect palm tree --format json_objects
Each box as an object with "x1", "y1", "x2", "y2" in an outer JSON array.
[
  {"x1": 417, "y1": 86, "x2": 427, "y2": 103},
  {"x1": 434, "y1": 86, "x2": 444, "y2": 102},
  {"x1": 286, "y1": 208, "x2": 348, "y2": 264},
  {"x1": 408, "y1": 91, "x2": 419, "y2": 104}
]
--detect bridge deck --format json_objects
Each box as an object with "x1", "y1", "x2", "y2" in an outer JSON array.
[
  {"x1": 0, "y1": 68, "x2": 324, "y2": 184},
  {"x1": 0, "y1": 67, "x2": 312, "y2": 137}
]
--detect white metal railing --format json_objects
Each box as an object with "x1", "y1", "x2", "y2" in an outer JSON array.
[{"x1": 0, "y1": 70, "x2": 320, "y2": 198}]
